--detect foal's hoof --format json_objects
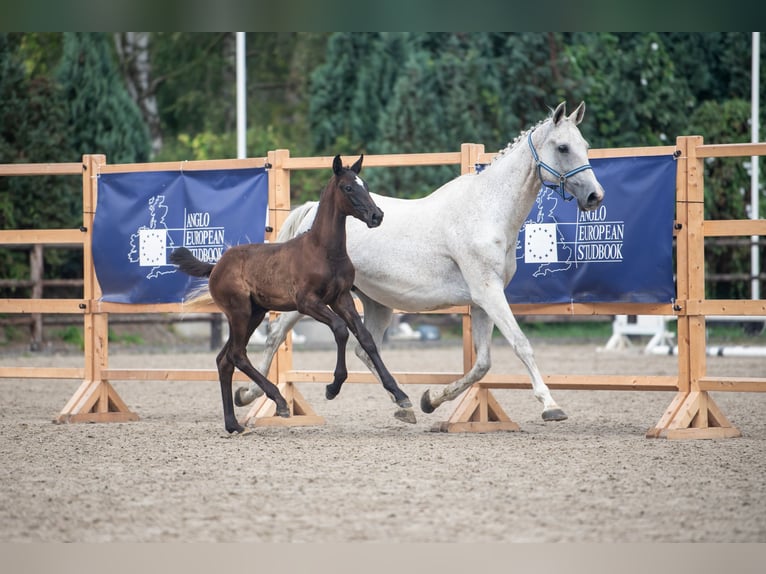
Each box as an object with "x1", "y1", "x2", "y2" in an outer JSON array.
[
  {"x1": 234, "y1": 386, "x2": 258, "y2": 407},
  {"x1": 420, "y1": 390, "x2": 435, "y2": 414},
  {"x1": 542, "y1": 407, "x2": 568, "y2": 422},
  {"x1": 395, "y1": 407, "x2": 417, "y2": 424}
]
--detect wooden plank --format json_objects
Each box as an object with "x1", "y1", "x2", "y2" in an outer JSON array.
[
  {"x1": 0, "y1": 299, "x2": 88, "y2": 313},
  {"x1": 0, "y1": 228, "x2": 85, "y2": 246},
  {"x1": 0, "y1": 162, "x2": 82, "y2": 176},
  {"x1": 696, "y1": 142, "x2": 766, "y2": 158},
  {"x1": 685, "y1": 299, "x2": 766, "y2": 316},
  {"x1": 0, "y1": 367, "x2": 84, "y2": 379},
  {"x1": 661, "y1": 427, "x2": 742, "y2": 440},
  {"x1": 704, "y1": 219, "x2": 766, "y2": 237},
  {"x1": 103, "y1": 368, "x2": 250, "y2": 382},
  {"x1": 285, "y1": 370, "x2": 678, "y2": 391},
  {"x1": 99, "y1": 158, "x2": 267, "y2": 174},
  {"x1": 283, "y1": 152, "x2": 462, "y2": 170},
  {"x1": 698, "y1": 377, "x2": 766, "y2": 392}
]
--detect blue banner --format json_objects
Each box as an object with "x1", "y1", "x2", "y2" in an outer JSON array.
[
  {"x1": 503, "y1": 155, "x2": 676, "y2": 304},
  {"x1": 93, "y1": 168, "x2": 268, "y2": 303}
]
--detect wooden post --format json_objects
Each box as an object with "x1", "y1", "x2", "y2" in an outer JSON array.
[
  {"x1": 647, "y1": 136, "x2": 740, "y2": 439},
  {"x1": 56, "y1": 154, "x2": 138, "y2": 424}
]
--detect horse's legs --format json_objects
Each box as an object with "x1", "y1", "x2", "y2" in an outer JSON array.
[
  {"x1": 329, "y1": 292, "x2": 415, "y2": 423},
  {"x1": 234, "y1": 310, "x2": 304, "y2": 407},
  {"x1": 420, "y1": 306, "x2": 494, "y2": 413},
  {"x1": 474, "y1": 285, "x2": 566, "y2": 421},
  {"x1": 294, "y1": 296, "x2": 351, "y2": 397},
  {"x1": 350, "y1": 291, "x2": 393, "y2": 378},
  {"x1": 220, "y1": 305, "x2": 290, "y2": 433}
]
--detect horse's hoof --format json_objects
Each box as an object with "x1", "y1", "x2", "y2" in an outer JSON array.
[
  {"x1": 325, "y1": 385, "x2": 339, "y2": 401},
  {"x1": 276, "y1": 406, "x2": 291, "y2": 418},
  {"x1": 227, "y1": 424, "x2": 246, "y2": 434},
  {"x1": 395, "y1": 407, "x2": 417, "y2": 424},
  {"x1": 234, "y1": 386, "x2": 256, "y2": 407},
  {"x1": 542, "y1": 407, "x2": 568, "y2": 422},
  {"x1": 396, "y1": 397, "x2": 412, "y2": 410},
  {"x1": 420, "y1": 390, "x2": 435, "y2": 414}
]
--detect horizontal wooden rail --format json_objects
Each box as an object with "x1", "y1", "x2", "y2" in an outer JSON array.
[
  {"x1": 103, "y1": 368, "x2": 251, "y2": 382},
  {"x1": 703, "y1": 220, "x2": 766, "y2": 237},
  {"x1": 0, "y1": 299, "x2": 88, "y2": 313},
  {"x1": 0, "y1": 367, "x2": 84, "y2": 379},
  {"x1": 284, "y1": 370, "x2": 678, "y2": 391},
  {"x1": 698, "y1": 377, "x2": 766, "y2": 392},
  {"x1": 283, "y1": 152, "x2": 463, "y2": 170},
  {"x1": 0, "y1": 229, "x2": 85, "y2": 246},
  {"x1": 98, "y1": 158, "x2": 268, "y2": 174},
  {"x1": 696, "y1": 142, "x2": 766, "y2": 158},
  {"x1": 684, "y1": 299, "x2": 766, "y2": 316},
  {"x1": 0, "y1": 163, "x2": 82, "y2": 176}
]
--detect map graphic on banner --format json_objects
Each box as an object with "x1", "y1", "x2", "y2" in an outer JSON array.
[
  {"x1": 93, "y1": 168, "x2": 268, "y2": 304},
  {"x1": 503, "y1": 154, "x2": 677, "y2": 304}
]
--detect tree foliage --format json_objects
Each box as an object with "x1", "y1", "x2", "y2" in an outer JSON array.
[{"x1": 1, "y1": 32, "x2": 764, "y2": 299}]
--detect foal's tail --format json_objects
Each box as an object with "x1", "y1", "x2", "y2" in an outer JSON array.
[
  {"x1": 277, "y1": 201, "x2": 318, "y2": 241},
  {"x1": 169, "y1": 247, "x2": 214, "y2": 277},
  {"x1": 169, "y1": 247, "x2": 216, "y2": 308}
]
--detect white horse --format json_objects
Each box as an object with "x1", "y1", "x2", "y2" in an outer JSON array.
[{"x1": 236, "y1": 101, "x2": 605, "y2": 422}]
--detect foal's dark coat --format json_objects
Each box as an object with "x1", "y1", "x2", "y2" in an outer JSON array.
[{"x1": 170, "y1": 155, "x2": 412, "y2": 433}]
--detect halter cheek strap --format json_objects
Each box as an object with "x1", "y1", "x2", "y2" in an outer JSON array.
[{"x1": 527, "y1": 130, "x2": 593, "y2": 202}]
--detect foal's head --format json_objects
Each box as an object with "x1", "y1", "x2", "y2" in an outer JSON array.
[{"x1": 330, "y1": 154, "x2": 384, "y2": 228}]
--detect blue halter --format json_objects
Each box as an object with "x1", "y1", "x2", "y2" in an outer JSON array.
[{"x1": 527, "y1": 130, "x2": 593, "y2": 202}]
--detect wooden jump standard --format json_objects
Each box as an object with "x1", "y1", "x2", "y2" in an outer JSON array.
[{"x1": 1, "y1": 137, "x2": 764, "y2": 438}]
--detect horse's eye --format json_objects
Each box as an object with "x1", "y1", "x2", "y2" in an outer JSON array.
[
  {"x1": 558, "y1": 144, "x2": 569, "y2": 153},
  {"x1": 343, "y1": 185, "x2": 353, "y2": 193}
]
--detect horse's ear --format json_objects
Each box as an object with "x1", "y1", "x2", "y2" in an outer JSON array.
[
  {"x1": 333, "y1": 155, "x2": 343, "y2": 176},
  {"x1": 552, "y1": 101, "x2": 566, "y2": 125},
  {"x1": 351, "y1": 154, "x2": 363, "y2": 174},
  {"x1": 569, "y1": 101, "x2": 586, "y2": 125}
]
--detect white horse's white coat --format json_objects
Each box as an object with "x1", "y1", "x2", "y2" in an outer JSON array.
[{"x1": 238, "y1": 102, "x2": 605, "y2": 420}]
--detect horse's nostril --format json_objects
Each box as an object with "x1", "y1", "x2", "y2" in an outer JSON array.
[{"x1": 587, "y1": 192, "x2": 602, "y2": 205}]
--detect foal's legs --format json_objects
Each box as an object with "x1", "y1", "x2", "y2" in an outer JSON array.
[
  {"x1": 328, "y1": 292, "x2": 415, "y2": 424},
  {"x1": 233, "y1": 310, "x2": 303, "y2": 407},
  {"x1": 219, "y1": 305, "x2": 290, "y2": 434}
]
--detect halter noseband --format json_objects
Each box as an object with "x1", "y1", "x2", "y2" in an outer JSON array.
[{"x1": 527, "y1": 130, "x2": 593, "y2": 202}]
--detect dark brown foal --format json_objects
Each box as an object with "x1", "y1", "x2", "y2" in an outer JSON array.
[{"x1": 170, "y1": 155, "x2": 414, "y2": 433}]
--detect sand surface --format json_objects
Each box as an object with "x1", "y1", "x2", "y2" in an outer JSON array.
[{"x1": 1, "y1": 339, "x2": 765, "y2": 542}]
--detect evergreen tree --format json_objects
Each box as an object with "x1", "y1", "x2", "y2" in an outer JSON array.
[
  {"x1": 0, "y1": 33, "x2": 79, "y2": 295},
  {"x1": 55, "y1": 32, "x2": 150, "y2": 163},
  {"x1": 566, "y1": 33, "x2": 694, "y2": 148}
]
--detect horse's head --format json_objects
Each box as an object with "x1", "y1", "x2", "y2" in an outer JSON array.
[
  {"x1": 332, "y1": 154, "x2": 384, "y2": 228},
  {"x1": 529, "y1": 102, "x2": 605, "y2": 212}
]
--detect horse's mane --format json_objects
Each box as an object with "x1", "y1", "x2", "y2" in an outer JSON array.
[{"x1": 488, "y1": 115, "x2": 551, "y2": 165}]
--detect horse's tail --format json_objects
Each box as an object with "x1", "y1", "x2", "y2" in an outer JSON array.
[
  {"x1": 169, "y1": 247, "x2": 216, "y2": 309},
  {"x1": 277, "y1": 201, "x2": 318, "y2": 241},
  {"x1": 169, "y1": 247, "x2": 214, "y2": 277}
]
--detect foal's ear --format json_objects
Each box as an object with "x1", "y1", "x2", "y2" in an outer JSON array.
[
  {"x1": 569, "y1": 101, "x2": 586, "y2": 125},
  {"x1": 552, "y1": 101, "x2": 566, "y2": 125},
  {"x1": 350, "y1": 154, "x2": 363, "y2": 174},
  {"x1": 333, "y1": 154, "x2": 343, "y2": 176}
]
